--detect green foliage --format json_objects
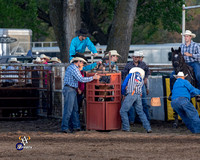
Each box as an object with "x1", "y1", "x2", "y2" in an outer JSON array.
[
  {"x1": 0, "y1": 0, "x2": 44, "y2": 40},
  {"x1": 136, "y1": 0, "x2": 184, "y2": 32}
]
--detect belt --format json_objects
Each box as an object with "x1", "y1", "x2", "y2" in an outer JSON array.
[{"x1": 65, "y1": 84, "x2": 76, "y2": 90}]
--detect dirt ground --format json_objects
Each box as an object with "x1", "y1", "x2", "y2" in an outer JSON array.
[{"x1": 1, "y1": 118, "x2": 200, "y2": 160}]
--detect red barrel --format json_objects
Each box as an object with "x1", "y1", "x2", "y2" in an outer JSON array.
[{"x1": 86, "y1": 72, "x2": 121, "y2": 130}]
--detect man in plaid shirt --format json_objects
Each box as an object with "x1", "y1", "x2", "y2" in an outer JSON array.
[
  {"x1": 180, "y1": 30, "x2": 200, "y2": 89},
  {"x1": 61, "y1": 53, "x2": 100, "y2": 133}
]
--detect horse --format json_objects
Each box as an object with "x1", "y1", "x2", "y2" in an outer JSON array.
[
  {"x1": 170, "y1": 47, "x2": 197, "y2": 128},
  {"x1": 171, "y1": 47, "x2": 196, "y2": 87}
]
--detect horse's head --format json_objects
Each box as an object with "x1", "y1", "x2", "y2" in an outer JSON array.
[{"x1": 171, "y1": 47, "x2": 185, "y2": 72}]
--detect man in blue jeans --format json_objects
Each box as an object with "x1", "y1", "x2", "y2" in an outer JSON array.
[
  {"x1": 120, "y1": 67, "x2": 152, "y2": 133},
  {"x1": 171, "y1": 71, "x2": 200, "y2": 133},
  {"x1": 61, "y1": 53, "x2": 100, "y2": 133},
  {"x1": 170, "y1": 30, "x2": 200, "y2": 90}
]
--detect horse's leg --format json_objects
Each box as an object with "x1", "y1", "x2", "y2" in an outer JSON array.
[{"x1": 173, "y1": 111, "x2": 179, "y2": 128}]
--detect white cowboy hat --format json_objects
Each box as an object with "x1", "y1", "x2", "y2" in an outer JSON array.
[
  {"x1": 70, "y1": 57, "x2": 87, "y2": 64},
  {"x1": 181, "y1": 30, "x2": 196, "y2": 38},
  {"x1": 173, "y1": 71, "x2": 188, "y2": 78},
  {"x1": 8, "y1": 57, "x2": 20, "y2": 63},
  {"x1": 49, "y1": 57, "x2": 61, "y2": 63},
  {"x1": 33, "y1": 57, "x2": 42, "y2": 63},
  {"x1": 129, "y1": 67, "x2": 145, "y2": 79},
  {"x1": 40, "y1": 54, "x2": 50, "y2": 60},
  {"x1": 105, "y1": 50, "x2": 121, "y2": 57},
  {"x1": 132, "y1": 51, "x2": 141, "y2": 57},
  {"x1": 139, "y1": 51, "x2": 144, "y2": 57}
]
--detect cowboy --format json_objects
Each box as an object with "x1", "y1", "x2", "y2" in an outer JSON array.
[
  {"x1": 120, "y1": 67, "x2": 152, "y2": 133},
  {"x1": 40, "y1": 54, "x2": 50, "y2": 64},
  {"x1": 121, "y1": 51, "x2": 149, "y2": 82},
  {"x1": 104, "y1": 50, "x2": 121, "y2": 71},
  {"x1": 69, "y1": 28, "x2": 98, "y2": 62},
  {"x1": 129, "y1": 51, "x2": 151, "y2": 123},
  {"x1": 180, "y1": 30, "x2": 200, "y2": 89},
  {"x1": 171, "y1": 71, "x2": 200, "y2": 133},
  {"x1": 61, "y1": 53, "x2": 100, "y2": 133}
]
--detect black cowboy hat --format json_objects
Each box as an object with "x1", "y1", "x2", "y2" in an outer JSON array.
[
  {"x1": 72, "y1": 52, "x2": 88, "y2": 63},
  {"x1": 75, "y1": 28, "x2": 90, "y2": 37}
]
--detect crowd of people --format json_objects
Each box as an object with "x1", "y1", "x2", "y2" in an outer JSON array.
[
  {"x1": 61, "y1": 28, "x2": 200, "y2": 134},
  {"x1": 2, "y1": 28, "x2": 200, "y2": 134}
]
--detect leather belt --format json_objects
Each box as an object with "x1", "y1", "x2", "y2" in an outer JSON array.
[{"x1": 65, "y1": 84, "x2": 76, "y2": 90}]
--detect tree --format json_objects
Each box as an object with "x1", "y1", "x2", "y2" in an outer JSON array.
[
  {"x1": 0, "y1": 0, "x2": 42, "y2": 40},
  {"x1": 49, "y1": 0, "x2": 81, "y2": 62},
  {"x1": 106, "y1": 0, "x2": 138, "y2": 62}
]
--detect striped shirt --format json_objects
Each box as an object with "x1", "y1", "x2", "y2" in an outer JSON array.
[
  {"x1": 121, "y1": 72, "x2": 144, "y2": 95},
  {"x1": 64, "y1": 63, "x2": 93, "y2": 88},
  {"x1": 180, "y1": 41, "x2": 200, "y2": 63},
  {"x1": 121, "y1": 61, "x2": 149, "y2": 80}
]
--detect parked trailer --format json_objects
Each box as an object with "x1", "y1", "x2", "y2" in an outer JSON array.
[{"x1": 0, "y1": 28, "x2": 32, "y2": 56}]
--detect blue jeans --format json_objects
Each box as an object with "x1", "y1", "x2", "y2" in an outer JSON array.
[
  {"x1": 120, "y1": 93, "x2": 151, "y2": 131},
  {"x1": 128, "y1": 86, "x2": 150, "y2": 122},
  {"x1": 171, "y1": 97, "x2": 200, "y2": 133},
  {"x1": 187, "y1": 62, "x2": 200, "y2": 89},
  {"x1": 61, "y1": 86, "x2": 80, "y2": 131}
]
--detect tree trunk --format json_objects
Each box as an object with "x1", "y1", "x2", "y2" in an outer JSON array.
[
  {"x1": 107, "y1": 0, "x2": 138, "y2": 62},
  {"x1": 49, "y1": 0, "x2": 80, "y2": 63}
]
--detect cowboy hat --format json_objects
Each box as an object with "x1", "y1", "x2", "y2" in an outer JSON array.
[
  {"x1": 70, "y1": 57, "x2": 87, "y2": 64},
  {"x1": 70, "y1": 53, "x2": 88, "y2": 64},
  {"x1": 33, "y1": 57, "x2": 42, "y2": 63},
  {"x1": 173, "y1": 71, "x2": 188, "y2": 78},
  {"x1": 129, "y1": 67, "x2": 145, "y2": 79},
  {"x1": 132, "y1": 51, "x2": 141, "y2": 57},
  {"x1": 139, "y1": 51, "x2": 144, "y2": 57},
  {"x1": 181, "y1": 30, "x2": 196, "y2": 38},
  {"x1": 105, "y1": 50, "x2": 121, "y2": 57},
  {"x1": 8, "y1": 57, "x2": 20, "y2": 63},
  {"x1": 75, "y1": 28, "x2": 90, "y2": 37},
  {"x1": 40, "y1": 54, "x2": 50, "y2": 60},
  {"x1": 49, "y1": 57, "x2": 61, "y2": 63}
]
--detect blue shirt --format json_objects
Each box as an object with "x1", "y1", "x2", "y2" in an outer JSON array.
[
  {"x1": 180, "y1": 41, "x2": 200, "y2": 63},
  {"x1": 82, "y1": 63, "x2": 97, "y2": 71},
  {"x1": 69, "y1": 36, "x2": 98, "y2": 61},
  {"x1": 64, "y1": 63, "x2": 93, "y2": 88},
  {"x1": 104, "y1": 61, "x2": 119, "y2": 71},
  {"x1": 171, "y1": 78, "x2": 200, "y2": 100},
  {"x1": 121, "y1": 72, "x2": 143, "y2": 95}
]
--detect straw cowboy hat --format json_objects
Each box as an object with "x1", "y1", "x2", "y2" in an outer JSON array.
[
  {"x1": 173, "y1": 71, "x2": 188, "y2": 78},
  {"x1": 75, "y1": 28, "x2": 90, "y2": 37},
  {"x1": 49, "y1": 57, "x2": 61, "y2": 63},
  {"x1": 129, "y1": 67, "x2": 145, "y2": 79},
  {"x1": 105, "y1": 50, "x2": 121, "y2": 57},
  {"x1": 132, "y1": 51, "x2": 141, "y2": 57},
  {"x1": 33, "y1": 57, "x2": 42, "y2": 63},
  {"x1": 181, "y1": 30, "x2": 196, "y2": 38},
  {"x1": 40, "y1": 54, "x2": 50, "y2": 60},
  {"x1": 70, "y1": 53, "x2": 88, "y2": 64},
  {"x1": 8, "y1": 57, "x2": 20, "y2": 63}
]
